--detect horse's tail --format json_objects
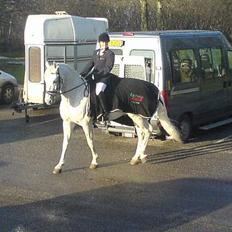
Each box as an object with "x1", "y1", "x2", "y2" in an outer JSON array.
[{"x1": 151, "y1": 93, "x2": 183, "y2": 143}]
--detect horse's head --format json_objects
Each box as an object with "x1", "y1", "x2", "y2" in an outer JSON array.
[{"x1": 44, "y1": 62, "x2": 62, "y2": 105}]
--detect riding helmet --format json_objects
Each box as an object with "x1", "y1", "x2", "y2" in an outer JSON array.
[{"x1": 98, "y1": 32, "x2": 110, "y2": 42}]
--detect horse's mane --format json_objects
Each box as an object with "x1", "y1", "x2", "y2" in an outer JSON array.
[{"x1": 58, "y1": 63, "x2": 81, "y2": 81}]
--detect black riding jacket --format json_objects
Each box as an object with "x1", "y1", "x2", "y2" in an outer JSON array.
[{"x1": 80, "y1": 48, "x2": 115, "y2": 84}]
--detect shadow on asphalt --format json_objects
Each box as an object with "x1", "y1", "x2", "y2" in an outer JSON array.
[
  {"x1": 0, "y1": 160, "x2": 10, "y2": 168},
  {"x1": 187, "y1": 123, "x2": 232, "y2": 143},
  {"x1": 61, "y1": 138, "x2": 232, "y2": 172},
  {"x1": 148, "y1": 138, "x2": 232, "y2": 164},
  {"x1": 62, "y1": 159, "x2": 130, "y2": 174},
  {"x1": 0, "y1": 114, "x2": 62, "y2": 145},
  {"x1": 0, "y1": 178, "x2": 231, "y2": 232}
]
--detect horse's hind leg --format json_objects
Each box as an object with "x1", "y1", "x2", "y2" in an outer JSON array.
[
  {"x1": 157, "y1": 102, "x2": 183, "y2": 143},
  {"x1": 81, "y1": 119, "x2": 98, "y2": 169},
  {"x1": 128, "y1": 114, "x2": 151, "y2": 165},
  {"x1": 53, "y1": 120, "x2": 74, "y2": 174}
]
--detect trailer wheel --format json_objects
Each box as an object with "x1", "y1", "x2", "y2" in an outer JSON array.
[
  {"x1": 179, "y1": 115, "x2": 192, "y2": 142},
  {"x1": 25, "y1": 115, "x2": 30, "y2": 123}
]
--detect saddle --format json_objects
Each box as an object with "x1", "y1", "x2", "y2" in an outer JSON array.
[{"x1": 89, "y1": 74, "x2": 159, "y2": 125}]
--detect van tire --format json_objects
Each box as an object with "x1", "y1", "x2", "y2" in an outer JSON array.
[{"x1": 179, "y1": 115, "x2": 192, "y2": 142}]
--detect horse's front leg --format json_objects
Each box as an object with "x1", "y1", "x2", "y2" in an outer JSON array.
[
  {"x1": 53, "y1": 120, "x2": 74, "y2": 174},
  {"x1": 81, "y1": 118, "x2": 98, "y2": 169},
  {"x1": 130, "y1": 125, "x2": 143, "y2": 165}
]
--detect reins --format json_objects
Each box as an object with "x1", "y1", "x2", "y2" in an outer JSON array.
[
  {"x1": 60, "y1": 80, "x2": 88, "y2": 95},
  {"x1": 46, "y1": 68, "x2": 89, "y2": 96}
]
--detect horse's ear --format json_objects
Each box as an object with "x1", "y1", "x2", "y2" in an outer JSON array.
[
  {"x1": 45, "y1": 61, "x2": 50, "y2": 69},
  {"x1": 53, "y1": 61, "x2": 57, "y2": 69}
]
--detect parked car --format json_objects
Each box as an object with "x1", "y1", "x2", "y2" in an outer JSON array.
[{"x1": 0, "y1": 70, "x2": 19, "y2": 104}]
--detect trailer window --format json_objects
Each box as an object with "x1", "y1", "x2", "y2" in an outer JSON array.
[
  {"x1": 46, "y1": 46, "x2": 65, "y2": 63},
  {"x1": 46, "y1": 43, "x2": 96, "y2": 71},
  {"x1": 199, "y1": 48, "x2": 224, "y2": 79},
  {"x1": 29, "y1": 47, "x2": 41, "y2": 83},
  {"x1": 171, "y1": 49, "x2": 197, "y2": 84},
  {"x1": 130, "y1": 50, "x2": 155, "y2": 83}
]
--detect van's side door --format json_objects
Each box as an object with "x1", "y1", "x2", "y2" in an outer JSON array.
[
  {"x1": 198, "y1": 47, "x2": 228, "y2": 122},
  {"x1": 226, "y1": 50, "x2": 232, "y2": 112},
  {"x1": 169, "y1": 48, "x2": 202, "y2": 121}
]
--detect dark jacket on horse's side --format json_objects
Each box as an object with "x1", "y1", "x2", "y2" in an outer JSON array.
[
  {"x1": 89, "y1": 74, "x2": 160, "y2": 123},
  {"x1": 80, "y1": 48, "x2": 115, "y2": 84}
]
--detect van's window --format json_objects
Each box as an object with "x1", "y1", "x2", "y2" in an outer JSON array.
[
  {"x1": 29, "y1": 47, "x2": 41, "y2": 83},
  {"x1": 171, "y1": 49, "x2": 197, "y2": 84},
  {"x1": 199, "y1": 48, "x2": 223, "y2": 79},
  {"x1": 111, "y1": 49, "x2": 123, "y2": 55},
  {"x1": 227, "y1": 51, "x2": 232, "y2": 73},
  {"x1": 130, "y1": 50, "x2": 155, "y2": 83}
]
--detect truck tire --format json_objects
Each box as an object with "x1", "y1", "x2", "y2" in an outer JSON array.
[{"x1": 179, "y1": 115, "x2": 192, "y2": 142}]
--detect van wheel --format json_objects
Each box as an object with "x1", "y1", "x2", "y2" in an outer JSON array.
[
  {"x1": 2, "y1": 84, "x2": 14, "y2": 104},
  {"x1": 179, "y1": 115, "x2": 192, "y2": 142}
]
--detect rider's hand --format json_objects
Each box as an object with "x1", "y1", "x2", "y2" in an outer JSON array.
[
  {"x1": 92, "y1": 69, "x2": 98, "y2": 75},
  {"x1": 80, "y1": 72, "x2": 86, "y2": 78},
  {"x1": 85, "y1": 74, "x2": 94, "y2": 81}
]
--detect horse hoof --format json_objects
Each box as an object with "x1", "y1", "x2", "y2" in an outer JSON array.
[
  {"x1": 130, "y1": 159, "x2": 140, "y2": 165},
  {"x1": 89, "y1": 163, "x2": 98, "y2": 169},
  {"x1": 53, "y1": 168, "x2": 62, "y2": 174},
  {"x1": 140, "y1": 157, "x2": 148, "y2": 164}
]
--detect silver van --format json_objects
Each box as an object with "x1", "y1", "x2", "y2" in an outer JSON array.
[{"x1": 108, "y1": 31, "x2": 232, "y2": 140}]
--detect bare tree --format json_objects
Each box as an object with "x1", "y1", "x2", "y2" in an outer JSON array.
[
  {"x1": 1, "y1": 0, "x2": 232, "y2": 51},
  {"x1": 139, "y1": 0, "x2": 148, "y2": 30}
]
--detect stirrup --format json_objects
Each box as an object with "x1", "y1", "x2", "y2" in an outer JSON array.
[
  {"x1": 96, "y1": 113, "x2": 107, "y2": 125},
  {"x1": 102, "y1": 112, "x2": 109, "y2": 121}
]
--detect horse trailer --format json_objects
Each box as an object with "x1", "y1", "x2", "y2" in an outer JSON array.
[
  {"x1": 20, "y1": 12, "x2": 108, "y2": 121},
  {"x1": 108, "y1": 31, "x2": 232, "y2": 140}
]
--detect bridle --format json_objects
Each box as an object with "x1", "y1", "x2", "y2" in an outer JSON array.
[{"x1": 46, "y1": 66, "x2": 88, "y2": 96}]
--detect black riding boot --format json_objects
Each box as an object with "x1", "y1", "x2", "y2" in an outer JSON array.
[{"x1": 98, "y1": 92, "x2": 109, "y2": 121}]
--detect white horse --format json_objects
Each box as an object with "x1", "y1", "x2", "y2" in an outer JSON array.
[{"x1": 44, "y1": 62, "x2": 182, "y2": 174}]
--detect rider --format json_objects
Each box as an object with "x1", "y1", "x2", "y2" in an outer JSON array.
[{"x1": 80, "y1": 32, "x2": 115, "y2": 121}]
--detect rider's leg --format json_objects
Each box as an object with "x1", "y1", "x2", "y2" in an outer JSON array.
[
  {"x1": 96, "y1": 82, "x2": 108, "y2": 120},
  {"x1": 98, "y1": 92, "x2": 109, "y2": 118}
]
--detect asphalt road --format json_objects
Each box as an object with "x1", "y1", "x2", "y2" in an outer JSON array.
[{"x1": 0, "y1": 106, "x2": 232, "y2": 232}]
